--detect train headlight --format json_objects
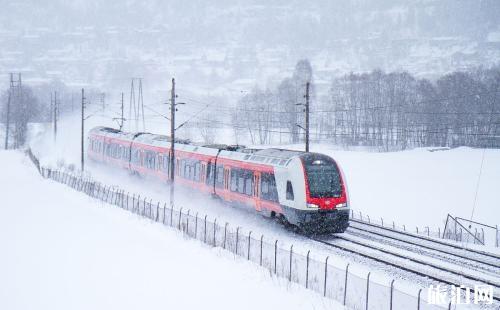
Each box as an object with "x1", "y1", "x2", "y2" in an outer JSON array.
[
  {"x1": 307, "y1": 203, "x2": 319, "y2": 209},
  {"x1": 336, "y1": 203, "x2": 348, "y2": 209}
]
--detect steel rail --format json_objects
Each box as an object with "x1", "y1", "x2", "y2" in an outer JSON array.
[
  {"x1": 312, "y1": 236, "x2": 500, "y2": 302},
  {"x1": 347, "y1": 225, "x2": 500, "y2": 270},
  {"x1": 350, "y1": 218, "x2": 500, "y2": 260}
]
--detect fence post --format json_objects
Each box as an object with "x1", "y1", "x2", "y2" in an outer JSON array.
[
  {"x1": 260, "y1": 235, "x2": 264, "y2": 266},
  {"x1": 135, "y1": 194, "x2": 140, "y2": 213},
  {"x1": 170, "y1": 205, "x2": 173, "y2": 226},
  {"x1": 381, "y1": 217, "x2": 383, "y2": 226},
  {"x1": 417, "y1": 288, "x2": 422, "y2": 310},
  {"x1": 359, "y1": 211, "x2": 362, "y2": 221},
  {"x1": 204, "y1": 215, "x2": 208, "y2": 243},
  {"x1": 223, "y1": 223, "x2": 228, "y2": 249},
  {"x1": 132, "y1": 194, "x2": 135, "y2": 212},
  {"x1": 393, "y1": 221, "x2": 395, "y2": 229},
  {"x1": 186, "y1": 210, "x2": 190, "y2": 233},
  {"x1": 365, "y1": 272, "x2": 371, "y2": 310},
  {"x1": 195, "y1": 212, "x2": 198, "y2": 238},
  {"x1": 438, "y1": 227, "x2": 440, "y2": 239},
  {"x1": 115, "y1": 189, "x2": 120, "y2": 206},
  {"x1": 178, "y1": 208, "x2": 183, "y2": 230},
  {"x1": 247, "y1": 231, "x2": 252, "y2": 260},
  {"x1": 274, "y1": 240, "x2": 278, "y2": 274},
  {"x1": 496, "y1": 225, "x2": 499, "y2": 247},
  {"x1": 156, "y1": 202, "x2": 160, "y2": 222},
  {"x1": 289, "y1": 244, "x2": 293, "y2": 282},
  {"x1": 454, "y1": 219, "x2": 458, "y2": 241},
  {"x1": 389, "y1": 279, "x2": 395, "y2": 310},
  {"x1": 306, "y1": 250, "x2": 310, "y2": 289},
  {"x1": 403, "y1": 224, "x2": 406, "y2": 231},
  {"x1": 163, "y1": 203, "x2": 166, "y2": 224},
  {"x1": 149, "y1": 199, "x2": 153, "y2": 219},
  {"x1": 106, "y1": 187, "x2": 111, "y2": 202},
  {"x1": 367, "y1": 215, "x2": 370, "y2": 223},
  {"x1": 213, "y1": 218, "x2": 217, "y2": 247},
  {"x1": 235, "y1": 227, "x2": 240, "y2": 255},
  {"x1": 323, "y1": 256, "x2": 329, "y2": 297},
  {"x1": 143, "y1": 197, "x2": 147, "y2": 216},
  {"x1": 343, "y1": 263, "x2": 350, "y2": 306}
]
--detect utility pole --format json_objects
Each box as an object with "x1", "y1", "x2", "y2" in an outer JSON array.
[
  {"x1": 81, "y1": 88, "x2": 85, "y2": 171},
  {"x1": 4, "y1": 74, "x2": 13, "y2": 150},
  {"x1": 169, "y1": 78, "x2": 176, "y2": 206},
  {"x1": 139, "y1": 79, "x2": 145, "y2": 131},
  {"x1": 100, "y1": 92, "x2": 106, "y2": 111},
  {"x1": 53, "y1": 91, "x2": 58, "y2": 142},
  {"x1": 296, "y1": 82, "x2": 311, "y2": 152},
  {"x1": 120, "y1": 92, "x2": 124, "y2": 131},
  {"x1": 305, "y1": 82, "x2": 310, "y2": 152}
]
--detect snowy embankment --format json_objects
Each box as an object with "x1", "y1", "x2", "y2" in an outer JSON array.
[{"x1": 0, "y1": 151, "x2": 341, "y2": 310}]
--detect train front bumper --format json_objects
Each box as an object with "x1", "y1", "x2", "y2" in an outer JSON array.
[{"x1": 282, "y1": 206, "x2": 350, "y2": 233}]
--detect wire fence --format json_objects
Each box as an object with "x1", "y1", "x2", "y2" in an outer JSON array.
[{"x1": 26, "y1": 153, "x2": 453, "y2": 309}]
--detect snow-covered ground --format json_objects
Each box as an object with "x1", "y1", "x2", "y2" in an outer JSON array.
[{"x1": 0, "y1": 151, "x2": 342, "y2": 310}]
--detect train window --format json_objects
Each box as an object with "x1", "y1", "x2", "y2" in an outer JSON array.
[
  {"x1": 194, "y1": 162, "x2": 201, "y2": 182},
  {"x1": 181, "y1": 160, "x2": 186, "y2": 178},
  {"x1": 230, "y1": 169, "x2": 237, "y2": 192},
  {"x1": 244, "y1": 172, "x2": 253, "y2": 196},
  {"x1": 163, "y1": 155, "x2": 169, "y2": 171},
  {"x1": 133, "y1": 149, "x2": 140, "y2": 164},
  {"x1": 150, "y1": 152, "x2": 156, "y2": 169},
  {"x1": 286, "y1": 181, "x2": 294, "y2": 201},
  {"x1": 237, "y1": 175, "x2": 245, "y2": 194},
  {"x1": 206, "y1": 163, "x2": 214, "y2": 185},
  {"x1": 261, "y1": 179, "x2": 269, "y2": 194},
  {"x1": 216, "y1": 166, "x2": 224, "y2": 188},
  {"x1": 261, "y1": 173, "x2": 278, "y2": 202}
]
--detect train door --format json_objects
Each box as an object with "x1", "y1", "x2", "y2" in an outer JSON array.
[{"x1": 201, "y1": 163, "x2": 206, "y2": 184}]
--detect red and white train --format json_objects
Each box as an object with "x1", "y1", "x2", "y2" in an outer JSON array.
[{"x1": 87, "y1": 126, "x2": 350, "y2": 233}]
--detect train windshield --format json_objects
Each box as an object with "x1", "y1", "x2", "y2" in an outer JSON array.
[{"x1": 303, "y1": 156, "x2": 342, "y2": 198}]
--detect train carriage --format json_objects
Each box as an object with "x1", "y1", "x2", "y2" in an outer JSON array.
[{"x1": 88, "y1": 126, "x2": 350, "y2": 233}]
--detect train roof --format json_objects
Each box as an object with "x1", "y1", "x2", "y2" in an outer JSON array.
[{"x1": 89, "y1": 126, "x2": 305, "y2": 167}]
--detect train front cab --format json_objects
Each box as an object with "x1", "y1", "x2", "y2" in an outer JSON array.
[{"x1": 279, "y1": 153, "x2": 350, "y2": 234}]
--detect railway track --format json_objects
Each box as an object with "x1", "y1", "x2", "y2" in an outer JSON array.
[
  {"x1": 349, "y1": 218, "x2": 500, "y2": 265},
  {"x1": 310, "y1": 218, "x2": 500, "y2": 302},
  {"x1": 313, "y1": 235, "x2": 500, "y2": 302},
  {"x1": 344, "y1": 228, "x2": 500, "y2": 278}
]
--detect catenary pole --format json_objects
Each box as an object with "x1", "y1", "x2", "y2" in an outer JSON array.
[
  {"x1": 54, "y1": 91, "x2": 58, "y2": 142},
  {"x1": 169, "y1": 78, "x2": 176, "y2": 206},
  {"x1": 4, "y1": 74, "x2": 13, "y2": 149},
  {"x1": 81, "y1": 88, "x2": 85, "y2": 171},
  {"x1": 305, "y1": 81, "x2": 310, "y2": 152}
]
